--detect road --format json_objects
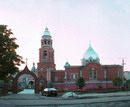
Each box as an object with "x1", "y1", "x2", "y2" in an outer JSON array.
[{"x1": 0, "y1": 90, "x2": 130, "y2": 107}]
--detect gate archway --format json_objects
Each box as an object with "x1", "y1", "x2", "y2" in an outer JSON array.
[{"x1": 13, "y1": 65, "x2": 39, "y2": 94}]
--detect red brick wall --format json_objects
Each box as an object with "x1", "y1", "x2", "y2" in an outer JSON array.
[
  {"x1": 102, "y1": 65, "x2": 123, "y2": 81},
  {"x1": 83, "y1": 62, "x2": 104, "y2": 81},
  {"x1": 65, "y1": 67, "x2": 81, "y2": 82},
  {"x1": 51, "y1": 71, "x2": 65, "y2": 83}
]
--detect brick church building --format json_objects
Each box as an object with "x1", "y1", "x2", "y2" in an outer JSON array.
[{"x1": 29, "y1": 27, "x2": 123, "y2": 90}]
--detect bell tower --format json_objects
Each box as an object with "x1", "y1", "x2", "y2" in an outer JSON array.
[{"x1": 37, "y1": 27, "x2": 55, "y2": 72}]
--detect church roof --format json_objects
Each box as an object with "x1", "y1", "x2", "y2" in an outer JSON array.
[
  {"x1": 84, "y1": 44, "x2": 99, "y2": 59},
  {"x1": 31, "y1": 66, "x2": 36, "y2": 72},
  {"x1": 42, "y1": 27, "x2": 52, "y2": 39},
  {"x1": 43, "y1": 27, "x2": 51, "y2": 36},
  {"x1": 64, "y1": 62, "x2": 70, "y2": 67},
  {"x1": 31, "y1": 63, "x2": 36, "y2": 72},
  {"x1": 82, "y1": 44, "x2": 100, "y2": 64}
]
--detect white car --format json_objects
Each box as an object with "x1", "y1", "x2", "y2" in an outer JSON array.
[{"x1": 42, "y1": 88, "x2": 58, "y2": 96}]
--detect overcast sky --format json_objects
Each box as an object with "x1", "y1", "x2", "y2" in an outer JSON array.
[{"x1": 0, "y1": 0, "x2": 130, "y2": 71}]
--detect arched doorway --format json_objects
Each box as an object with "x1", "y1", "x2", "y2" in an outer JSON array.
[
  {"x1": 28, "y1": 80, "x2": 34, "y2": 89},
  {"x1": 18, "y1": 74, "x2": 35, "y2": 89},
  {"x1": 13, "y1": 66, "x2": 39, "y2": 94}
]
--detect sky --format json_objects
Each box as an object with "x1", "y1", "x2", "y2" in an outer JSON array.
[{"x1": 0, "y1": 0, "x2": 130, "y2": 71}]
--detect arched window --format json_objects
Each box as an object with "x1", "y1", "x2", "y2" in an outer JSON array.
[
  {"x1": 104, "y1": 69, "x2": 107, "y2": 79},
  {"x1": 48, "y1": 41, "x2": 50, "y2": 45},
  {"x1": 89, "y1": 68, "x2": 97, "y2": 79},
  {"x1": 41, "y1": 41, "x2": 43, "y2": 46},
  {"x1": 43, "y1": 51, "x2": 47, "y2": 58},
  {"x1": 93, "y1": 70, "x2": 97, "y2": 79},
  {"x1": 89, "y1": 57, "x2": 93, "y2": 62},
  {"x1": 89, "y1": 70, "x2": 92, "y2": 78}
]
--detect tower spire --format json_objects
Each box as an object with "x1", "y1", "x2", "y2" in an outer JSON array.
[
  {"x1": 38, "y1": 27, "x2": 55, "y2": 71},
  {"x1": 45, "y1": 26, "x2": 48, "y2": 31},
  {"x1": 43, "y1": 26, "x2": 51, "y2": 36},
  {"x1": 89, "y1": 41, "x2": 91, "y2": 47}
]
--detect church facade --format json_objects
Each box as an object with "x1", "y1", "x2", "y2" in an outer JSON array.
[{"x1": 31, "y1": 27, "x2": 123, "y2": 90}]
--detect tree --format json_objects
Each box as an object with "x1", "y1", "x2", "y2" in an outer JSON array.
[
  {"x1": 76, "y1": 77, "x2": 85, "y2": 89},
  {"x1": 112, "y1": 77, "x2": 122, "y2": 87},
  {"x1": 126, "y1": 79, "x2": 130, "y2": 88},
  {"x1": 0, "y1": 25, "x2": 24, "y2": 80}
]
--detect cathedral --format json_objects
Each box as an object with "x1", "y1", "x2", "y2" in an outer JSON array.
[{"x1": 28, "y1": 27, "x2": 123, "y2": 90}]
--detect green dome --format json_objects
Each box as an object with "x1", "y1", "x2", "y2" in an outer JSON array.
[
  {"x1": 82, "y1": 44, "x2": 100, "y2": 65},
  {"x1": 43, "y1": 27, "x2": 51, "y2": 36},
  {"x1": 42, "y1": 35, "x2": 52, "y2": 39},
  {"x1": 64, "y1": 62, "x2": 70, "y2": 67},
  {"x1": 31, "y1": 63, "x2": 36, "y2": 72},
  {"x1": 42, "y1": 27, "x2": 52, "y2": 40}
]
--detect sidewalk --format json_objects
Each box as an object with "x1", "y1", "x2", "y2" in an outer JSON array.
[{"x1": 78, "y1": 91, "x2": 130, "y2": 98}]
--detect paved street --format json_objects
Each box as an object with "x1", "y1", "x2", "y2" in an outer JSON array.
[{"x1": 0, "y1": 90, "x2": 130, "y2": 107}]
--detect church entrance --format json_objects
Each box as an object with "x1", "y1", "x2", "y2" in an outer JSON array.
[
  {"x1": 12, "y1": 66, "x2": 39, "y2": 94},
  {"x1": 28, "y1": 80, "x2": 34, "y2": 89},
  {"x1": 18, "y1": 74, "x2": 35, "y2": 90},
  {"x1": 7, "y1": 65, "x2": 47, "y2": 94}
]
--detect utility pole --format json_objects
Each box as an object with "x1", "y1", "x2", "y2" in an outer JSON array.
[{"x1": 120, "y1": 58, "x2": 126, "y2": 89}]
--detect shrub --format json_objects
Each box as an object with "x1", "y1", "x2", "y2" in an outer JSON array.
[
  {"x1": 113, "y1": 77, "x2": 122, "y2": 87},
  {"x1": 76, "y1": 77, "x2": 85, "y2": 89}
]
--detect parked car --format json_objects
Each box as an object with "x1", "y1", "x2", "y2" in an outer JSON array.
[{"x1": 42, "y1": 88, "x2": 58, "y2": 96}]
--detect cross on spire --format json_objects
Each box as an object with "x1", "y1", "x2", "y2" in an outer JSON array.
[{"x1": 89, "y1": 41, "x2": 91, "y2": 46}]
